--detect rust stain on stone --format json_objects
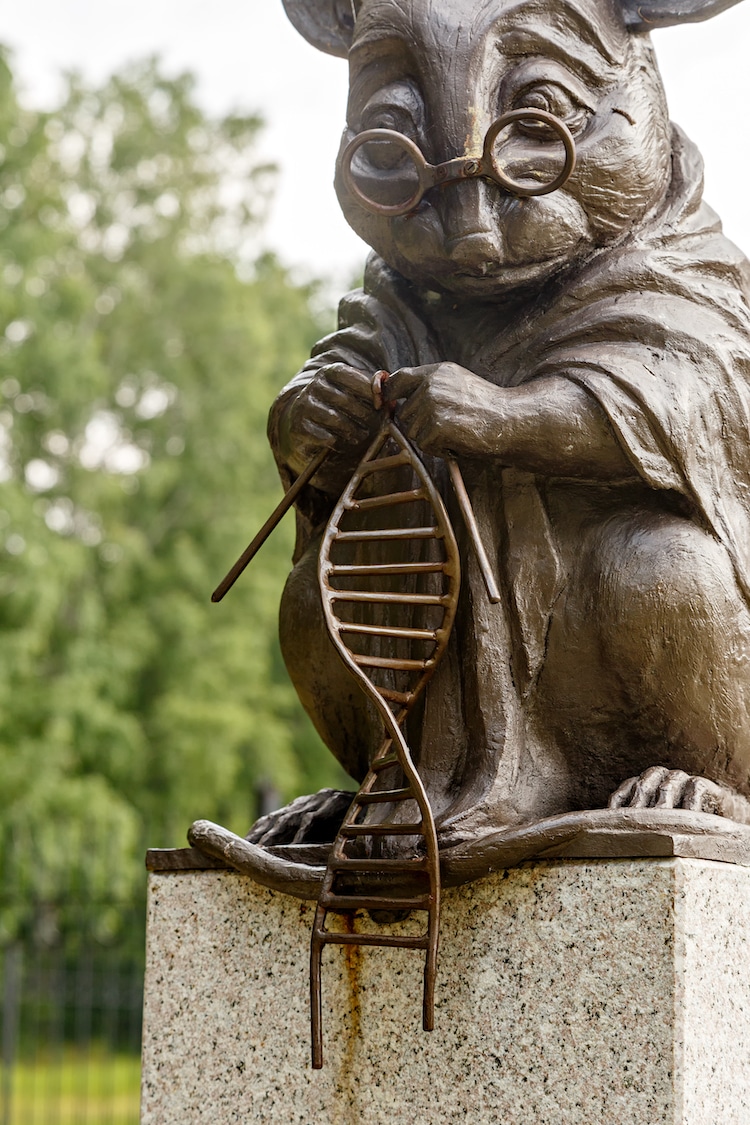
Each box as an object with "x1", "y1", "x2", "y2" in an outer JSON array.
[
  {"x1": 342, "y1": 912, "x2": 363, "y2": 1052},
  {"x1": 332, "y1": 912, "x2": 364, "y2": 1125}
]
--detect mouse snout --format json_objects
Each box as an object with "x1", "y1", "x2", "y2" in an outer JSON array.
[
  {"x1": 440, "y1": 178, "x2": 504, "y2": 271},
  {"x1": 446, "y1": 230, "x2": 504, "y2": 273}
]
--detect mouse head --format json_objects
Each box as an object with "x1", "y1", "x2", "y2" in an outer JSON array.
[{"x1": 284, "y1": 0, "x2": 744, "y2": 297}]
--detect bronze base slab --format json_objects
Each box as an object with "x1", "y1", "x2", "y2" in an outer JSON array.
[{"x1": 144, "y1": 809, "x2": 750, "y2": 900}]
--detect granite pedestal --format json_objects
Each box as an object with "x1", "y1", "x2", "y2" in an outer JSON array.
[{"x1": 140, "y1": 852, "x2": 750, "y2": 1123}]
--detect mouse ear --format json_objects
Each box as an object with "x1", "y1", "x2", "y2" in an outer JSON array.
[
  {"x1": 621, "y1": 0, "x2": 744, "y2": 30},
  {"x1": 282, "y1": 0, "x2": 358, "y2": 57}
]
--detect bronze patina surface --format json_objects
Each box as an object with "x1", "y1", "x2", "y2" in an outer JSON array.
[{"x1": 190, "y1": 0, "x2": 750, "y2": 1063}]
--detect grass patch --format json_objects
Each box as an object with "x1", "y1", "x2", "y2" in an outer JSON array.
[{"x1": 3, "y1": 1045, "x2": 140, "y2": 1124}]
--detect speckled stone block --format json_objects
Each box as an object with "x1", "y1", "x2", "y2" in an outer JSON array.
[{"x1": 140, "y1": 858, "x2": 750, "y2": 1124}]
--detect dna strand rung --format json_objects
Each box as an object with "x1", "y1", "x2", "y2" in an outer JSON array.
[
  {"x1": 311, "y1": 418, "x2": 460, "y2": 1069},
  {"x1": 208, "y1": 377, "x2": 500, "y2": 1070}
]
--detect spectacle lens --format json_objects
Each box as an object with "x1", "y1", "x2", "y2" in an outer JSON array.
[
  {"x1": 342, "y1": 129, "x2": 425, "y2": 216},
  {"x1": 485, "y1": 109, "x2": 576, "y2": 198}
]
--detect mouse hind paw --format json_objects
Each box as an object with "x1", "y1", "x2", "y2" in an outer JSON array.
[{"x1": 608, "y1": 766, "x2": 750, "y2": 825}]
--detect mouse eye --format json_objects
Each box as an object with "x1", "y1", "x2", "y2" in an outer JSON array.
[
  {"x1": 355, "y1": 117, "x2": 414, "y2": 171},
  {"x1": 357, "y1": 115, "x2": 414, "y2": 170},
  {"x1": 356, "y1": 136, "x2": 411, "y2": 172},
  {"x1": 512, "y1": 83, "x2": 590, "y2": 138},
  {"x1": 360, "y1": 107, "x2": 420, "y2": 152},
  {"x1": 356, "y1": 82, "x2": 424, "y2": 159}
]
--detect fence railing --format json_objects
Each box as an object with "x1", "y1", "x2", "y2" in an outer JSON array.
[{"x1": 0, "y1": 930, "x2": 143, "y2": 1125}]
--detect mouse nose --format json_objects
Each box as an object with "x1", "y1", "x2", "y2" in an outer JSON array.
[
  {"x1": 446, "y1": 231, "x2": 504, "y2": 272},
  {"x1": 441, "y1": 178, "x2": 504, "y2": 269}
]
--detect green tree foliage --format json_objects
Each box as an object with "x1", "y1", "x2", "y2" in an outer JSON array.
[{"x1": 0, "y1": 50, "x2": 346, "y2": 947}]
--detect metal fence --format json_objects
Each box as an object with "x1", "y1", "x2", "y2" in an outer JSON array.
[
  {"x1": 0, "y1": 801, "x2": 153, "y2": 1125},
  {"x1": 0, "y1": 925, "x2": 143, "y2": 1125}
]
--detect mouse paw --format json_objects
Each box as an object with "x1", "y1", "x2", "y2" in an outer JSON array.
[
  {"x1": 245, "y1": 788, "x2": 355, "y2": 846},
  {"x1": 608, "y1": 765, "x2": 750, "y2": 823}
]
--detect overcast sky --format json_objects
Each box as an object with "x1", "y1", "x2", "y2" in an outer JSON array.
[{"x1": 2, "y1": 2, "x2": 749, "y2": 287}]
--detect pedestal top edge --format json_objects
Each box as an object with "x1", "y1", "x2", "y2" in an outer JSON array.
[{"x1": 146, "y1": 821, "x2": 750, "y2": 876}]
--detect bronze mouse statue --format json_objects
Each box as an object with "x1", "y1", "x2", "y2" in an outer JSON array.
[{"x1": 193, "y1": 0, "x2": 750, "y2": 880}]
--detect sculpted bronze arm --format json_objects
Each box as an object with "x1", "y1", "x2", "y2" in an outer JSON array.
[
  {"x1": 214, "y1": 369, "x2": 502, "y2": 603},
  {"x1": 387, "y1": 365, "x2": 637, "y2": 481}
]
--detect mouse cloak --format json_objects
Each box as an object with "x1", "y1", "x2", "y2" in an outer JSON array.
[{"x1": 268, "y1": 126, "x2": 750, "y2": 837}]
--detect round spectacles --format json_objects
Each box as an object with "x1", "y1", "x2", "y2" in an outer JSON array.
[{"x1": 341, "y1": 108, "x2": 577, "y2": 218}]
